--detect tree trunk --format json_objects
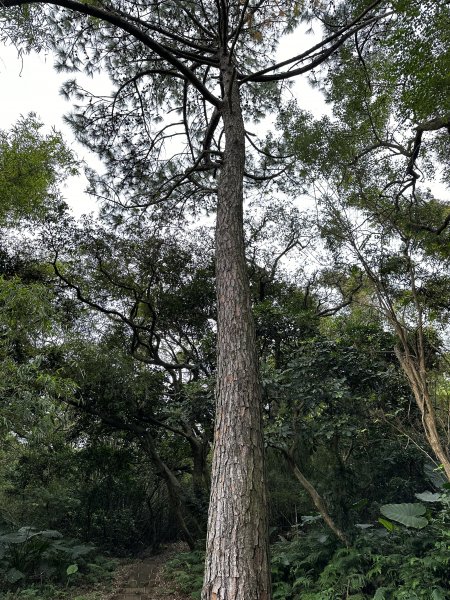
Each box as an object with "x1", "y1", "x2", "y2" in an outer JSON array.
[
  {"x1": 140, "y1": 433, "x2": 197, "y2": 550},
  {"x1": 282, "y1": 450, "x2": 350, "y2": 546},
  {"x1": 395, "y1": 347, "x2": 450, "y2": 481},
  {"x1": 202, "y1": 59, "x2": 271, "y2": 600},
  {"x1": 190, "y1": 437, "x2": 210, "y2": 509}
]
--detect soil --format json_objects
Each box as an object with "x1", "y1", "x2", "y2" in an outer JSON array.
[{"x1": 107, "y1": 543, "x2": 192, "y2": 600}]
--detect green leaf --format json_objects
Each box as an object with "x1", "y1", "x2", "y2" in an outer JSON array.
[
  {"x1": 373, "y1": 588, "x2": 388, "y2": 600},
  {"x1": 39, "y1": 529, "x2": 64, "y2": 539},
  {"x1": 352, "y1": 498, "x2": 369, "y2": 510},
  {"x1": 6, "y1": 568, "x2": 25, "y2": 583},
  {"x1": 378, "y1": 518, "x2": 396, "y2": 532},
  {"x1": 66, "y1": 563, "x2": 79, "y2": 576},
  {"x1": 0, "y1": 532, "x2": 30, "y2": 544},
  {"x1": 415, "y1": 491, "x2": 442, "y2": 503},
  {"x1": 70, "y1": 544, "x2": 95, "y2": 557},
  {"x1": 380, "y1": 503, "x2": 428, "y2": 529},
  {"x1": 17, "y1": 526, "x2": 36, "y2": 535},
  {"x1": 424, "y1": 463, "x2": 447, "y2": 490}
]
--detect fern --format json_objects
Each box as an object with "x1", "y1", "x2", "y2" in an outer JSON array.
[{"x1": 164, "y1": 512, "x2": 450, "y2": 600}]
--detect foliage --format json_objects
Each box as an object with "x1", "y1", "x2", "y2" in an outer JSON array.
[
  {"x1": 379, "y1": 503, "x2": 428, "y2": 530},
  {"x1": 167, "y1": 487, "x2": 450, "y2": 599},
  {"x1": 263, "y1": 305, "x2": 425, "y2": 532},
  {"x1": 166, "y1": 550, "x2": 205, "y2": 600},
  {"x1": 0, "y1": 1, "x2": 449, "y2": 597},
  {"x1": 167, "y1": 518, "x2": 450, "y2": 600},
  {"x1": 0, "y1": 115, "x2": 76, "y2": 225},
  {"x1": 269, "y1": 489, "x2": 450, "y2": 599},
  {"x1": 0, "y1": 525, "x2": 116, "y2": 593}
]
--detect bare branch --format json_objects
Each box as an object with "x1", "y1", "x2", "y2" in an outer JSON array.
[
  {"x1": 240, "y1": 0, "x2": 386, "y2": 83},
  {"x1": 407, "y1": 115, "x2": 450, "y2": 181}
]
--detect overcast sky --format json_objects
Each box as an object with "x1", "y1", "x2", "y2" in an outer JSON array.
[{"x1": 0, "y1": 43, "x2": 108, "y2": 216}]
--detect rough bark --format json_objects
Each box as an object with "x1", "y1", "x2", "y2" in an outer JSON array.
[{"x1": 202, "y1": 58, "x2": 271, "y2": 600}]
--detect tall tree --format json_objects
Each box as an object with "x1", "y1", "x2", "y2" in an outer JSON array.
[
  {"x1": 280, "y1": 0, "x2": 450, "y2": 479},
  {"x1": 0, "y1": 115, "x2": 77, "y2": 439},
  {"x1": 0, "y1": 2, "x2": 391, "y2": 597}
]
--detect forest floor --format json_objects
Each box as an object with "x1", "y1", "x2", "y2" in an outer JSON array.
[
  {"x1": 104, "y1": 542, "x2": 191, "y2": 600},
  {"x1": 3, "y1": 543, "x2": 192, "y2": 600}
]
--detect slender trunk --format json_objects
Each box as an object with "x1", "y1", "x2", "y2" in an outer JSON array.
[
  {"x1": 190, "y1": 437, "x2": 210, "y2": 508},
  {"x1": 202, "y1": 59, "x2": 271, "y2": 600},
  {"x1": 330, "y1": 435, "x2": 351, "y2": 531},
  {"x1": 395, "y1": 347, "x2": 450, "y2": 480},
  {"x1": 351, "y1": 236, "x2": 450, "y2": 479},
  {"x1": 141, "y1": 434, "x2": 197, "y2": 550},
  {"x1": 281, "y1": 449, "x2": 349, "y2": 546}
]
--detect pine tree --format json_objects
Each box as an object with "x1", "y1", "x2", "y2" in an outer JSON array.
[{"x1": 0, "y1": 1, "x2": 391, "y2": 597}]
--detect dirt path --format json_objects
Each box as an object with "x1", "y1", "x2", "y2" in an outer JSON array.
[{"x1": 110, "y1": 544, "x2": 191, "y2": 600}]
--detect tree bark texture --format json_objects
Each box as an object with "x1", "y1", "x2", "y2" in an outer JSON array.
[{"x1": 202, "y1": 60, "x2": 272, "y2": 600}]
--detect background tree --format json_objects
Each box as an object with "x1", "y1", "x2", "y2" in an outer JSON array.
[
  {"x1": 0, "y1": 114, "x2": 75, "y2": 225},
  {"x1": 2, "y1": 45, "x2": 450, "y2": 597},
  {"x1": 3, "y1": 1, "x2": 449, "y2": 598},
  {"x1": 278, "y1": 0, "x2": 450, "y2": 479},
  {"x1": 0, "y1": 115, "x2": 77, "y2": 442}
]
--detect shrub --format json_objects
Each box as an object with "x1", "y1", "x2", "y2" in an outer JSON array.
[
  {"x1": 0, "y1": 526, "x2": 115, "y2": 592},
  {"x1": 165, "y1": 493, "x2": 450, "y2": 600},
  {"x1": 166, "y1": 550, "x2": 205, "y2": 599}
]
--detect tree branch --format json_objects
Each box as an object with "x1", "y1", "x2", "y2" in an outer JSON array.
[
  {"x1": 0, "y1": 0, "x2": 222, "y2": 107},
  {"x1": 240, "y1": 0, "x2": 387, "y2": 83},
  {"x1": 406, "y1": 115, "x2": 450, "y2": 181}
]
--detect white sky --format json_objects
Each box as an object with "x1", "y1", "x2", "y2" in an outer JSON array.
[{"x1": 0, "y1": 44, "x2": 107, "y2": 217}]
